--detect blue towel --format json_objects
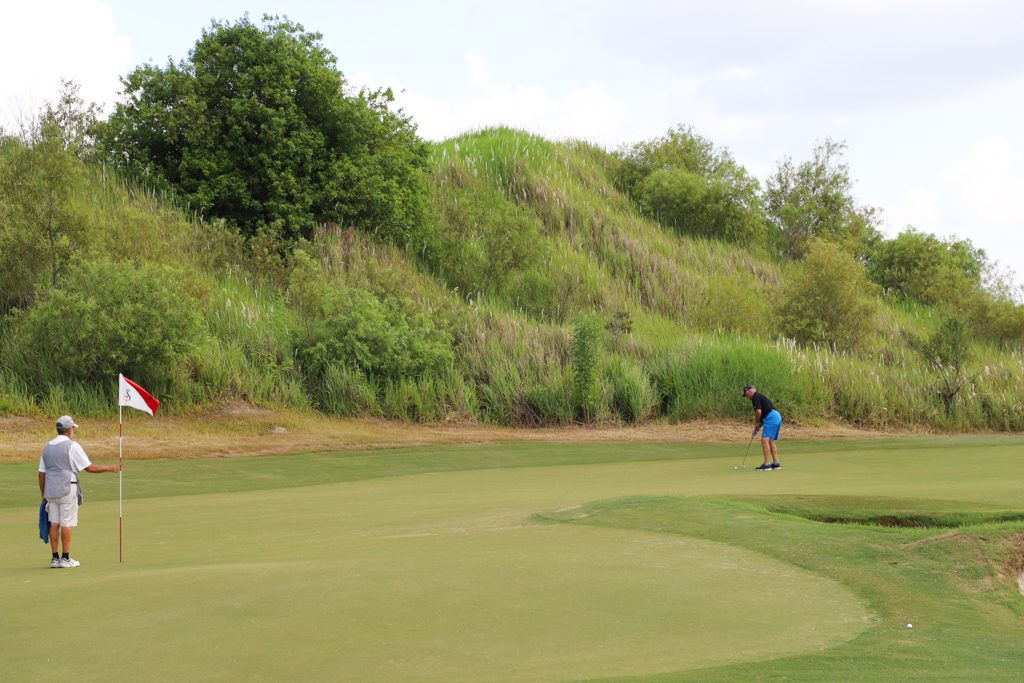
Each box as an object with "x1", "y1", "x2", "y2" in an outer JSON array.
[{"x1": 38, "y1": 501, "x2": 49, "y2": 543}]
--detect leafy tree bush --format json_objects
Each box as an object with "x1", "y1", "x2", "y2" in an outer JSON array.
[
  {"x1": 296, "y1": 288, "x2": 454, "y2": 380},
  {"x1": 615, "y1": 125, "x2": 769, "y2": 246},
  {"x1": 289, "y1": 251, "x2": 454, "y2": 387},
  {"x1": 39, "y1": 80, "x2": 102, "y2": 160},
  {"x1": 961, "y1": 291, "x2": 1024, "y2": 346},
  {"x1": 867, "y1": 229, "x2": 984, "y2": 304},
  {"x1": 910, "y1": 316, "x2": 971, "y2": 417},
  {"x1": 778, "y1": 239, "x2": 880, "y2": 351},
  {"x1": 765, "y1": 139, "x2": 880, "y2": 258},
  {"x1": 97, "y1": 15, "x2": 429, "y2": 246},
  {"x1": 0, "y1": 124, "x2": 87, "y2": 308},
  {"x1": 6, "y1": 260, "x2": 203, "y2": 388}
]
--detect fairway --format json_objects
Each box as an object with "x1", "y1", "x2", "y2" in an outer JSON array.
[{"x1": 3, "y1": 436, "x2": 1023, "y2": 681}]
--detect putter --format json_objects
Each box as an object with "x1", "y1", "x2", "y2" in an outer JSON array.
[{"x1": 734, "y1": 433, "x2": 756, "y2": 470}]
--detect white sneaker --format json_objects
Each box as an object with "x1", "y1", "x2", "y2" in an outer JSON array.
[
  {"x1": 60, "y1": 557, "x2": 80, "y2": 568},
  {"x1": 50, "y1": 557, "x2": 62, "y2": 569}
]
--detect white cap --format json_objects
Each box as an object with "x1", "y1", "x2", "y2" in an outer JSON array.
[{"x1": 56, "y1": 415, "x2": 79, "y2": 432}]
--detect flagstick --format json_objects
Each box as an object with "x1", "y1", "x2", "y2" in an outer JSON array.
[{"x1": 117, "y1": 403, "x2": 122, "y2": 565}]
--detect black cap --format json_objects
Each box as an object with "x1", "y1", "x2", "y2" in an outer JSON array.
[{"x1": 742, "y1": 386, "x2": 754, "y2": 396}]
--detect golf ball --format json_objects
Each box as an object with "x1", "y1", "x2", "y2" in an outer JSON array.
[{"x1": 906, "y1": 623, "x2": 913, "y2": 629}]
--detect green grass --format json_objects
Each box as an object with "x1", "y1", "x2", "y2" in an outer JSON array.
[{"x1": 3, "y1": 436, "x2": 1024, "y2": 680}]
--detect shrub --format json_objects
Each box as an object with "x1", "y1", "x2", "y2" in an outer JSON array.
[
  {"x1": 616, "y1": 125, "x2": 769, "y2": 248},
  {"x1": 910, "y1": 315, "x2": 971, "y2": 417},
  {"x1": 290, "y1": 253, "x2": 454, "y2": 386},
  {"x1": 867, "y1": 229, "x2": 984, "y2": 305},
  {"x1": 0, "y1": 133, "x2": 88, "y2": 309},
  {"x1": 6, "y1": 260, "x2": 204, "y2": 390},
  {"x1": 778, "y1": 239, "x2": 880, "y2": 351}
]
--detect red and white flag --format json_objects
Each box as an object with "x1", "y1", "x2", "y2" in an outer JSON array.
[{"x1": 118, "y1": 374, "x2": 160, "y2": 415}]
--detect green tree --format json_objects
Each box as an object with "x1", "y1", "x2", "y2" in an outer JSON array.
[
  {"x1": 615, "y1": 125, "x2": 769, "y2": 246},
  {"x1": 778, "y1": 239, "x2": 880, "y2": 351},
  {"x1": 97, "y1": 15, "x2": 429, "y2": 245},
  {"x1": 911, "y1": 316, "x2": 971, "y2": 417},
  {"x1": 954, "y1": 286, "x2": 1024, "y2": 347},
  {"x1": 0, "y1": 119, "x2": 85, "y2": 308},
  {"x1": 43, "y1": 80, "x2": 102, "y2": 160},
  {"x1": 867, "y1": 228, "x2": 984, "y2": 304},
  {"x1": 765, "y1": 139, "x2": 880, "y2": 259}
]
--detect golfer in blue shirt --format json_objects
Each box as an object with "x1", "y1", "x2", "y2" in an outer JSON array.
[{"x1": 742, "y1": 386, "x2": 782, "y2": 471}]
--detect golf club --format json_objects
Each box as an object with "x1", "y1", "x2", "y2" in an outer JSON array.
[{"x1": 734, "y1": 432, "x2": 756, "y2": 470}]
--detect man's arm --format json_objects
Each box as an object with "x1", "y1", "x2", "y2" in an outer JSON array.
[
  {"x1": 38, "y1": 472, "x2": 45, "y2": 500},
  {"x1": 85, "y1": 464, "x2": 120, "y2": 474},
  {"x1": 753, "y1": 408, "x2": 763, "y2": 434}
]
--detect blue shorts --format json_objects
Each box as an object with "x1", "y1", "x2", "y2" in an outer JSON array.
[{"x1": 761, "y1": 410, "x2": 782, "y2": 440}]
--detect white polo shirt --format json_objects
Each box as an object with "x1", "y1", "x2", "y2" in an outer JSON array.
[{"x1": 38, "y1": 435, "x2": 92, "y2": 474}]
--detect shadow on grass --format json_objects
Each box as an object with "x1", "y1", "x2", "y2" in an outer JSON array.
[{"x1": 745, "y1": 494, "x2": 1024, "y2": 529}]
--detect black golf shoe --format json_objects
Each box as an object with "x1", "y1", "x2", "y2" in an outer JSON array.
[
  {"x1": 770, "y1": 461, "x2": 781, "y2": 470},
  {"x1": 755, "y1": 463, "x2": 772, "y2": 471}
]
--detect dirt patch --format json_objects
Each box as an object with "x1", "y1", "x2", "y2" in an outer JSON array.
[
  {"x1": 0, "y1": 409, "x2": 895, "y2": 463},
  {"x1": 1002, "y1": 534, "x2": 1024, "y2": 596},
  {"x1": 218, "y1": 401, "x2": 273, "y2": 416},
  {"x1": 0, "y1": 416, "x2": 35, "y2": 429}
]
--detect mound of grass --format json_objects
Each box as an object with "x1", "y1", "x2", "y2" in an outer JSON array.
[{"x1": 4, "y1": 126, "x2": 1024, "y2": 431}]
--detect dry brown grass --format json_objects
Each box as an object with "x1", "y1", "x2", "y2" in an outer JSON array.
[{"x1": 0, "y1": 405, "x2": 888, "y2": 463}]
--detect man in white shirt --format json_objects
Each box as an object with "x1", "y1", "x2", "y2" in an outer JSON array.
[{"x1": 38, "y1": 416, "x2": 119, "y2": 568}]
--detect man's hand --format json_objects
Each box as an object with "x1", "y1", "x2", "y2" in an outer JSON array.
[{"x1": 85, "y1": 464, "x2": 120, "y2": 474}]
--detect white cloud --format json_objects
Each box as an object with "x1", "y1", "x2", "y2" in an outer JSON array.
[
  {"x1": 940, "y1": 136, "x2": 1024, "y2": 226},
  {"x1": 354, "y1": 54, "x2": 629, "y2": 146},
  {"x1": 877, "y1": 136, "x2": 1024, "y2": 278},
  {"x1": 884, "y1": 187, "x2": 942, "y2": 234},
  {"x1": 0, "y1": 1, "x2": 132, "y2": 130},
  {"x1": 931, "y1": 136, "x2": 1024, "y2": 278}
]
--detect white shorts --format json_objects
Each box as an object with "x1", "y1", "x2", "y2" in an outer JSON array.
[{"x1": 47, "y1": 484, "x2": 79, "y2": 527}]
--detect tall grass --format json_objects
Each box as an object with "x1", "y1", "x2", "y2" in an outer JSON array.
[
  {"x1": 0, "y1": 369, "x2": 37, "y2": 415},
  {"x1": 429, "y1": 128, "x2": 783, "y2": 333}
]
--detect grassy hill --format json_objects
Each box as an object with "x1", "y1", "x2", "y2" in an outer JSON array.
[{"x1": 1, "y1": 127, "x2": 1022, "y2": 431}]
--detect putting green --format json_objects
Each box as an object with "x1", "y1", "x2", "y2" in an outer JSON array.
[{"x1": 1, "y1": 454, "x2": 872, "y2": 681}]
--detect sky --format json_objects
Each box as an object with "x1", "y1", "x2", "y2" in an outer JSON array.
[{"x1": 3, "y1": 0, "x2": 1023, "y2": 290}]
